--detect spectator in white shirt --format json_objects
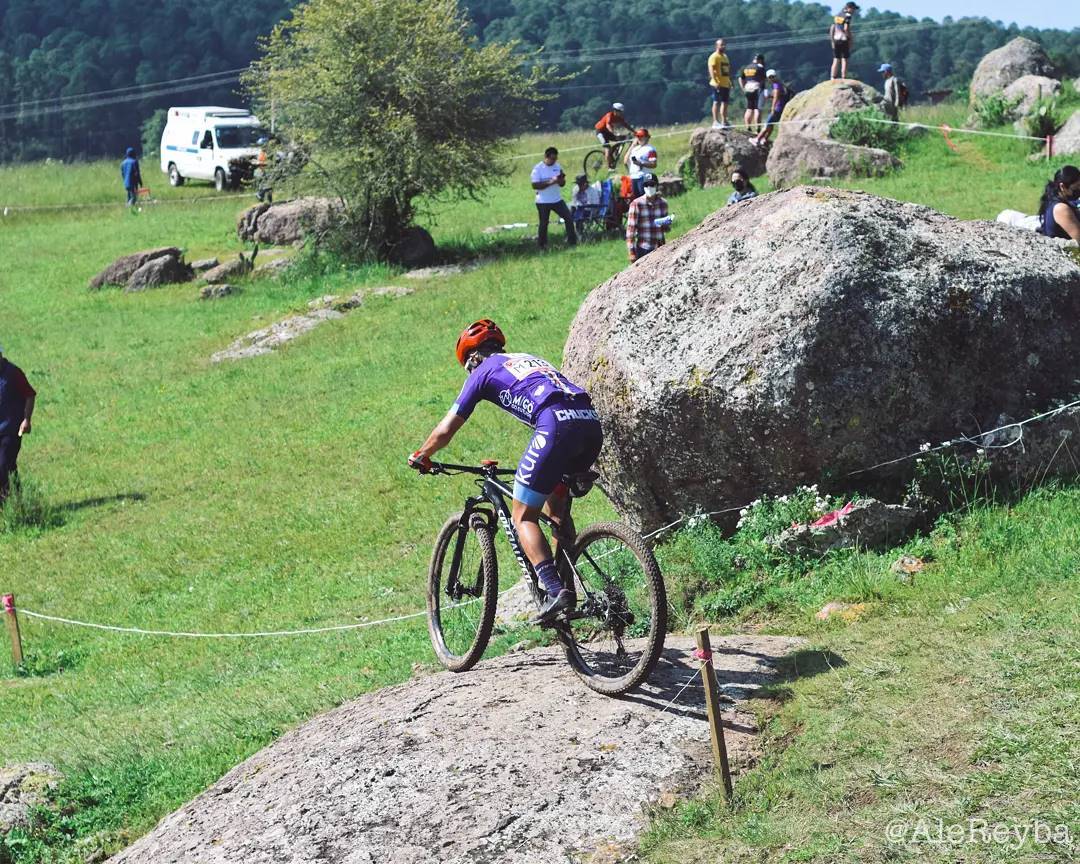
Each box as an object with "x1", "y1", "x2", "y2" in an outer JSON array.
[
  {"x1": 530, "y1": 146, "x2": 576, "y2": 250},
  {"x1": 624, "y1": 128, "x2": 658, "y2": 199}
]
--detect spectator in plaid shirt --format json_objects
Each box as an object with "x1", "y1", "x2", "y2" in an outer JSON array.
[{"x1": 625, "y1": 174, "x2": 674, "y2": 263}]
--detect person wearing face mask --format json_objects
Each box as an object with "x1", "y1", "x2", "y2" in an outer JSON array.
[
  {"x1": 1038, "y1": 165, "x2": 1080, "y2": 242},
  {"x1": 727, "y1": 170, "x2": 757, "y2": 205},
  {"x1": 625, "y1": 174, "x2": 673, "y2": 263}
]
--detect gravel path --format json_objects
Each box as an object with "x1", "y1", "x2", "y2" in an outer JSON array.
[{"x1": 110, "y1": 634, "x2": 804, "y2": 864}]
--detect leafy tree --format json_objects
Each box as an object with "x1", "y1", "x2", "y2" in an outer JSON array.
[{"x1": 244, "y1": 0, "x2": 552, "y2": 259}]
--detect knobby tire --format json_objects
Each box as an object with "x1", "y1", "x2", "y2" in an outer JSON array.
[
  {"x1": 426, "y1": 512, "x2": 498, "y2": 672},
  {"x1": 557, "y1": 521, "x2": 667, "y2": 696}
]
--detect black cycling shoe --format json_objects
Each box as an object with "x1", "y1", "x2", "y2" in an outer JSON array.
[{"x1": 531, "y1": 588, "x2": 575, "y2": 626}]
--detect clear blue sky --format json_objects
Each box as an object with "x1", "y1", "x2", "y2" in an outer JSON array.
[{"x1": 875, "y1": 1, "x2": 1076, "y2": 30}]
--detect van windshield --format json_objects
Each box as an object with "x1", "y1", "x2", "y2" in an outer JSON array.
[{"x1": 214, "y1": 126, "x2": 269, "y2": 149}]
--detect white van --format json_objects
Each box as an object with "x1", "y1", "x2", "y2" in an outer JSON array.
[{"x1": 160, "y1": 107, "x2": 269, "y2": 191}]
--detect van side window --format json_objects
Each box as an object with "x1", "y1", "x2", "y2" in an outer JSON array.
[
  {"x1": 201, "y1": 130, "x2": 213, "y2": 149},
  {"x1": 191, "y1": 130, "x2": 199, "y2": 146}
]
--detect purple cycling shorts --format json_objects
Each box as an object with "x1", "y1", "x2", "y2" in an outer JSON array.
[{"x1": 513, "y1": 401, "x2": 603, "y2": 507}]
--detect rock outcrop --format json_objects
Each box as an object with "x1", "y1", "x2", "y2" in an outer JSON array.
[
  {"x1": 970, "y1": 37, "x2": 1058, "y2": 103},
  {"x1": 124, "y1": 253, "x2": 194, "y2": 292},
  {"x1": 1053, "y1": 110, "x2": 1080, "y2": 155},
  {"x1": 237, "y1": 197, "x2": 341, "y2": 245},
  {"x1": 106, "y1": 636, "x2": 804, "y2": 864},
  {"x1": 562, "y1": 187, "x2": 1080, "y2": 530},
  {"x1": 684, "y1": 128, "x2": 767, "y2": 186},
  {"x1": 657, "y1": 172, "x2": 685, "y2": 197},
  {"x1": 1, "y1": 763, "x2": 62, "y2": 833},
  {"x1": 89, "y1": 247, "x2": 189, "y2": 290},
  {"x1": 765, "y1": 80, "x2": 900, "y2": 187},
  {"x1": 1003, "y1": 75, "x2": 1061, "y2": 121}
]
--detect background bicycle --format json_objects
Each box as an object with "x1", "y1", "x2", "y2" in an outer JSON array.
[
  {"x1": 421, "y1": 459, "x2": 667, "y2": 696},
  {"x1": 583, "y1": 137, "x2": 634, "y2": 183}
]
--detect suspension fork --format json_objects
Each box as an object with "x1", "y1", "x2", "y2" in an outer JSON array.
[{"x1": 446, "y1": 497, "x2": 487, "y2": 599}]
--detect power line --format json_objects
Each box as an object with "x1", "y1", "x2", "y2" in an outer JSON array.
[{"x1": 0, "y1": 67, "x2": 248, "y2": 111}]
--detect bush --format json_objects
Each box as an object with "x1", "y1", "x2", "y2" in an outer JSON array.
[
  {"x1": 1023, "y1": 96, "x2": 1062, "y2": 142},
  {"x1": 139, "y1": 109, "x2": 168, "y2": 160},
  {"x1": 829, "y1": 108, "x2": 905, "y2": 153},
  {"x1": 972, "y1": 93, "x2": 1020, "y2": 128}
]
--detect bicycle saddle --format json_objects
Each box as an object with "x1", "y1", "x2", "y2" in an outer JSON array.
[{"x1": 563, "y1": 470, "x2": 600, "y2": 498}]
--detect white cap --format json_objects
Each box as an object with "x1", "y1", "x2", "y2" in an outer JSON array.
[
  {"x1": 612, "y1": 102, "x2": 625, "y2": 111},
  {"x1": 766, "y1": 69, "x2": 777, "y2": 78}
]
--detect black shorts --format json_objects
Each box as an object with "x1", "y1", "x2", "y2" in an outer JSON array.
[
  {"x1": 832, "y1": 42, "x2": 850, "y2": 59},
  {"x1": 744, "y1": 90, "x2": 760, "y2": 110},
  {"x1": 0, "y1": 434, "x2": 22, "y2": 490}
]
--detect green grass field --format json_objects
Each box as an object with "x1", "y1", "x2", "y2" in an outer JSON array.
[{"x1": 1, "y1": 105, "x2": 1077, "y2": 862}]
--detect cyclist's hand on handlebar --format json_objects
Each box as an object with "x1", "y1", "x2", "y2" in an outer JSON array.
[{"x1": 408, "y1": 450, "x2": 433, "y2": 474}]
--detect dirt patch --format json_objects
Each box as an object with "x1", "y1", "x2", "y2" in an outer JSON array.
[{"x1": 109, "y1": 634, "x2": 803, "y2": 864}]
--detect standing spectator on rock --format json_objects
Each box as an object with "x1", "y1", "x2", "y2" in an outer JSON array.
[
  {"x1": 1038, "y1": 165, "x2": 1080, "y2": 242},
  {"x1": 0, "y1": 344, "x2": 36, "y2": 505},
  {"x1": 708, "y1": 39, "x2": 732, "y2": 129},
  {"x1": 879, "y1": 63, "x2": 901, "y2": 111},
  {"x1": 624, "y1": 129, "x2": 658, "y2": 199},
  {"x1": 829, "y1": 2, "x2": 858, "y2": 81},
  {"x1": 531, "y1": 147, "x2": 576, "y2": 250},
  {"x1": 120, "y1": 147, "x2": 142, "y2": 208},
  {"x1": 740, "y1": 54, "x2": 767, "y2": 134},
  {"x1": 625, "y1": 174, "x2": 673, "y2": 263},
  {"x1": 727, "y1": 170, "x2": 758, "y2": 205},
  {"x1": 753, "y1": 70, "x2": 790, "y2": 147}
]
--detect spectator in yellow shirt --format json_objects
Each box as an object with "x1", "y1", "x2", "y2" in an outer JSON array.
[{"x1": 708, "y1": 39, "x2": 732, "y2": 129}]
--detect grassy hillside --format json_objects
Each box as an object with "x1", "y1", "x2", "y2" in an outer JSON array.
[{"x1": 1, "y1": 107, "x2": 1077, "y2": 862}]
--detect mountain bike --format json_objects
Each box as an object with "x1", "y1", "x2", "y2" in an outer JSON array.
[
  {"x1": 583, "y1": 137, "x2": 634, "y2": 184},
  {"x1": 420, "y1": 459, "x2": 667, "y2": 696}
]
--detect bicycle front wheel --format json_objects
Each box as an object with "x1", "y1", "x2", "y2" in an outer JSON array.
[
  {"x1": 427, "y1": 512, "x2": 498, "y2": 672},
  {"x1": 583, "y1": 149, "x2": 607, "y2": 183},
  {"x1": 558, "y1": 521, "x2": 667, "y2": 696}
]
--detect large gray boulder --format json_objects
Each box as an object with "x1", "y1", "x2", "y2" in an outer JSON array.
[
  {"x1": 237, "y1": 197, "x2": 342, "y2": 244},
  {"x1": 1003, "y1": 75, "x2": 1061, "y2": 120},
  {"x1": 1053, "y1": 110, "x2": 1080, "y2": 155},
  {"x1": 767, "y1": 135, "x2": 899, "y2": 187},
  {"x1": 562, "y1": 187, "x2": 1080, "y2": 530},
  {"x1": 88, "y1": 247, "x2": 182, "y2": 290},
  {"x1": 765, "y1": 80, "x2": 900, "y2": 188},
  {"x1": 125, "y1": 254, "x2": 194, "y2": 292},
  {"x1": 685, "y1": 128, "x2": 767, "y2": 186},
  {"x1": 1, "y1": 763, "x2": 62, "y2": 833},
  {"x1": 970, "y1": 37, "x2": 1058, "y2": 103}
]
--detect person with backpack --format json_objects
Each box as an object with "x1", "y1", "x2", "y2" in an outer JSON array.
[
  {"x1": 878, "y1": 63, "x2": 907, "y2": 112},
  {"x1": 829, "y1": 2, "x2": 858, "y2": 81},
  {"x1": 740, "y1": 54, "x2": 768, "y2": 134},
  {"x1": 753, "y1": 70, "x2": 790, "y2": 147}
]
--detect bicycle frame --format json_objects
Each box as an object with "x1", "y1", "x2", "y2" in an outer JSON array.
[{"x1": 432, "y1": 462, "x2": 579, "y2": 616}]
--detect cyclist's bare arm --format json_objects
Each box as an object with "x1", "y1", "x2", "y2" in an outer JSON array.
[{"x1": 415, "y1": 411, "x2": 466, "y2": 460}]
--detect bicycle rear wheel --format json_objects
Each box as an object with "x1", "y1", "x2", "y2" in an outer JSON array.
[
  {"x1": 558, "y1": 521, "x2": 667, "y2": 696},
  {"x1": 427, "y1": 512, "x2": 498, "y2": 672},
  {"x1": 583, "y1": 149, "x2": 607, "y2": 183}
]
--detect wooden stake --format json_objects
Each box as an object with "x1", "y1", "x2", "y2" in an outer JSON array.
[
  {"x1": 696, "y1": 627, "x2": 734, "y2": 801},
  {"x1": 3, "y1": 593, "x2": 23, "y2": 667}
]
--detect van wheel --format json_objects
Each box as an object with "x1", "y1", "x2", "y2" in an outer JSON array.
[
  {"x1": 168, "y1": 164, "x2": 184, "y2": 187},
  {"x1": 214, "y1": 168, "x2": 227, "y2": 192}
]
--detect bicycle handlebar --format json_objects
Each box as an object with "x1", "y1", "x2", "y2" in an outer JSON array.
[{"x1": 428, "y1": 460, "x2": 517, "y2": 478}]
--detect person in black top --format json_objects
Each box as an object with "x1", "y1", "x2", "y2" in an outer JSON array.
[
  {"x1": 829, "y1": 2, "x2": 858, "y2": 81},
  {"x1": 1039, "y1": 164, "x2": 1080, "y2": 242},
  {"x1": 0, "y1": 345, "x2": 37, "y2": 504}
]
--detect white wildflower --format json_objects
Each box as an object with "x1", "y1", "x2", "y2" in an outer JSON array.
[{"x1": 919, "y1": 442, "x2": 931, "y2": 452}]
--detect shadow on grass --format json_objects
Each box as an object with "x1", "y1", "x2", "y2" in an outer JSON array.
[
  {"x1": 58, "y1": 492, "x2": 147, "y2": 514},
  {"x1": 753, "y1": 648, "x2": 848, "y2": 704}
]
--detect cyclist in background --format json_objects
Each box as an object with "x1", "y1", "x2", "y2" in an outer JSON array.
[
  {"x1": 409, "y1": 320, "x2": 603, "y2": 624},
  {"x1": 595, "y1": 102, "x2": 634, "y2": 169}
]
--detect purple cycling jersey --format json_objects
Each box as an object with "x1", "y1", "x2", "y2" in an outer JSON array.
[{"x1": 451, "y1": 352, "x2": 588, "y2": 426}]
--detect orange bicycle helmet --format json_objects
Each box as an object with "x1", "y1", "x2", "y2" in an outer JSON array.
[{"x1": 455, "y1": 319, "x2": 506, "y2": 366}]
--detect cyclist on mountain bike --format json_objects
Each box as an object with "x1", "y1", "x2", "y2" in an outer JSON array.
[
  {"x1": 595, "y1": 102, "x2": 634, "y2": 169},
  {"x1": 409, "y1": 320, "x2": 603, "y2": 624}
]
